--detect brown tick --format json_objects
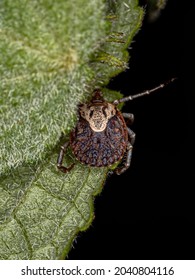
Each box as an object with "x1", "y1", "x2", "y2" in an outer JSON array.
[{"x1": 57, "y1": 79, "x2": 175, "y2": 175}]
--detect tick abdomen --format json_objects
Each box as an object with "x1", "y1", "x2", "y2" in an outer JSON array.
[{"x1": 70, "y1": 114, "x2": 128, "y2": 167}]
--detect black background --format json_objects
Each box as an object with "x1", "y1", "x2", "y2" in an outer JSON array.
[{"x1": 69, "y1": 0, "x2": 193, "y2": 260}]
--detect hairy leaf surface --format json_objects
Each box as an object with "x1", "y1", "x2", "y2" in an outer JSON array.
[{"x1": 0, "y1": 0, "x2": 143, "y2": 259}]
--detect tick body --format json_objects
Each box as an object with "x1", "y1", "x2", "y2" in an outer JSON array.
[
  {"x1": 71, "y1": 91, "x2": 129, "y2": 168},
  {"x1": 57, "y1": 79, "x2": 175, "y2": 175}
]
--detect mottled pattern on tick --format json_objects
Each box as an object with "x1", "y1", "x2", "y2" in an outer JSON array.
[{"x1": 70, "y1": 111, "x2": 128, "y2": 167}]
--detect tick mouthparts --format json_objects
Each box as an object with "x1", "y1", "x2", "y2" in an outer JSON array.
[{"x1": 92, "y1": 89, "x2": 104, "y2": 103}]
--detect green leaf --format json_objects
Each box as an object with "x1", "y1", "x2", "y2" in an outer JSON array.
[{"x1": 0, "y1": 0, "x2": 143, "y2": 259}]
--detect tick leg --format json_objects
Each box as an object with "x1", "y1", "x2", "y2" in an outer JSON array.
[
  {"x1": 115, "y1": 142, "x2": 133, "y2": 175},
  {"x1": 127, "y1": 127, "x2": 136, "y2": 146},
  {"x1": 113, "y1": 78, "x2": 176, "y2": 105},
  {"x1": 122, "y1": 113, "x2": 134, "y2": 125},
  {"x1": 57, "y1": 142, "x2": 74, "y2": 173},
  {"x1": 115, "y1": 128, "x2": 135, "y2": 175}
]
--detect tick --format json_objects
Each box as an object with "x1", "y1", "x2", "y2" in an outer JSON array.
[{"x1": 57, "y1": 79, "x2": 175, "y2": 175}]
